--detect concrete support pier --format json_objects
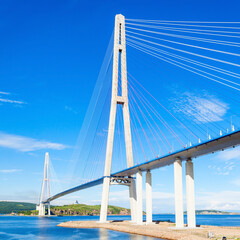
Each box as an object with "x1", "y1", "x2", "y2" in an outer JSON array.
[
  {"x1": 48, "y1": 202, "x2": 51, "y2": 216},
  {"x1": 186, "y1": 158, "x2": 196, "y2": 228},
  {"x1": 146, "y1": 170, "x2": 152, "y2": 224},
  {"x1": 129, "y1": 178, "x2": 137, "y2": 223},
  {"x1": 136, "y1": 170, "x2": 143, "y2": 225},
  {"x1": 100, "y1": 177, "x2": 110, "y2": 222},
  {"x1": 174, "y1": 158, "x2": 184, "y2": 228},
  {"x1": 39, "y1": 203, "x2": 45, "y2": 216}
]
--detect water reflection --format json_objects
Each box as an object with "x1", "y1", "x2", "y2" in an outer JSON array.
[
  {"x1": 146, "y1": 237, "x2": 155, "y2": 240},
  {"x1": 99, "y1": 228, "x2": 109, "y2": 240},
  {"x1": 130, "y1": 234, "x2": 144, "y2": 240},
  {"x1": 99, "y1": 228, "x2": 155, "y2": 240}
]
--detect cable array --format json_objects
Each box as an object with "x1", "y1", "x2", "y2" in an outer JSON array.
[
  {"x1": 55, "y1": 19, "x2": 240, "y2": 193},
  {"x1": 122, "y1": 18, "x2": 240, "y2": 163}
]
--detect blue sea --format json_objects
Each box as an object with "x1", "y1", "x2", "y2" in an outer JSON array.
[{"x1": 0, "y1": 214, "x2": 240, "y2": 240}]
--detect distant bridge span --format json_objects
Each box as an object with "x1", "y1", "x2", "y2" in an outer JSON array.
[{"x1": 43, "y1": 129, "x2": 240, "y2": 204}]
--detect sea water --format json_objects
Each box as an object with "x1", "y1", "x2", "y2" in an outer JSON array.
[
  {"x1": 153, "y1": 214, "x2": 240, "y2": 227},
  {"x1": 0, "y1": 215, "x2": 160, "y2": 240},
  {"x1": 0, "y1": 214, "x2": 240, "y2": 240}
]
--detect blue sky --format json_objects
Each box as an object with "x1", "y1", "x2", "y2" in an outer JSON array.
[{"x1": 1, "y1": 0, "x2": 240, "y2": 213}]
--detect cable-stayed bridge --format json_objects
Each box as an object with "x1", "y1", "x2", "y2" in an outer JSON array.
[
  {"x1": 44, "y1": 130, "x2": 240, "y2": 200},
  {"x1": 38, "y1": 14, "x2": 240, "y2": 229}
]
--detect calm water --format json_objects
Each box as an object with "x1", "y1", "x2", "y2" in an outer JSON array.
[
  {"x1": 0, "y1": 215, "x2": 160, "y2": 240},
  {"x1": 0, "y1": 214, "x2": 240, "y2": 240},
  {"x1": 152, "y1": 214, "x2": 240, "y2": 227}
]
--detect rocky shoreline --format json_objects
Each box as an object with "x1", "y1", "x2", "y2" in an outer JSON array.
[{"x1": 58, "y1": 220, "x2": 240, "y2": 240}]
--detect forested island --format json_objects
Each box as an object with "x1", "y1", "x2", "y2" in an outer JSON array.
[{"x1": 0, "y1": 201, "x2": 130, "y2": 216}]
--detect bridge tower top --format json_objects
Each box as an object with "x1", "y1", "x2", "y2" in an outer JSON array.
[{"x1": 103, "y1": 13, "x2": 133, "y2": 177}]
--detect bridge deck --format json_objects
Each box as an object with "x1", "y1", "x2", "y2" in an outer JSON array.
[
  {"x1": 45, "y1": 177, "x2": 104, "y2": 203},
  {"x1": 43, "y1": 130, "x2": 240, "y2": 203},
  {"x1": 114, "y1": 129, "x2": 240, "y2": 176}
]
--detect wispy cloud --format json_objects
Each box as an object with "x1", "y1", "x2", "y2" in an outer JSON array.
[
  {"x1": 0, "y1": 91, "x2": 25, "y2": 105},
  {"x1": 231, "y1": 178, "x2": 240, "y2": 187},
  {"x1": 0, "y1": 91, "x2": 10, "y2": 95},
  {"x1": 171, "y1": 91, "x2": 228, "y2": 123},
  {"x1": 0, "y1": 190, "x2": 39, "y2": 203},
  {"x1": 208, "y1": 147, "x2": 240, "y2": 175},
  {"x1": 108, "y1": 189, "x2": 240, "y2": 212},
  {"x1": 0, "y1": 98, "x2": 24, "y2": 104},
  {"x1": 0, "y1": 169, "x2": 22, "y2": 173},
  {"x1": 108, "y1": 189, "x2": 175, "y2": 212},
  {"x1": 197, "y1": 190, "x2": 240, "y2": 211},
  {"x1": 64, "y1": 105, "x2": 77, "y2": 114},
  {"x1": 0, "y1": 132, "x2": 68, "y2": 152},
  {"x1": 215, "y1": 148, "x2": 240, "y2": 162}
]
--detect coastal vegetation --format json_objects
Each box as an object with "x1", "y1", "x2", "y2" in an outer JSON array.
[
  {"x1": 50, "y1": 204, "x2": 130, "y2": 216},
  {"x1": 0, "y1": 201, "x2": 130, "y2": 216},
  {"x1": 0, "y1": 201, "x2": 36, "y2": 214}
]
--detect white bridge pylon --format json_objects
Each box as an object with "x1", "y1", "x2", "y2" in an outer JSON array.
[
  {"x1": 100, "y1": 14, "x2": 197, "y2": 227},
  {"x1": 99, "y1": 14, "x2": 138, "y2": 223},
  {"x1": 37, "y1": 152, "x2": 51, "y2": 216}
]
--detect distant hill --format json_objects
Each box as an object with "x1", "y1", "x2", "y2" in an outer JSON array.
[
  {"x1": 184, "y1": 210, "x2": 240, "y2": 215},
  {"x1": 0, "y1": 201, "x2": 36, "y2": 214}
]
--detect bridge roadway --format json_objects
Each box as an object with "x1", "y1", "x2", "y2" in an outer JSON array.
[{"x1": 43, "y1": 129, "x2": 240, "y2": 204}]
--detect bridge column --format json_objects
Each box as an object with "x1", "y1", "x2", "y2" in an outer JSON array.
[
  {"x1": 136, "y1": 170, "x2": 143, "y2": 225},
  {"x1": 129, "y1": 178, "x2": 137, "y2": 223},
  {"x1": 48, "y1": 203, "x2": 51, "y2": 216},
  {"x1": 100, "y1": 177, "x2": 110, "y2": 222},
  {"x1": 146, "y1": 170, "x2": 152, "y2": 224},
  {"x1": 174, "y1": 158, "x2": 184, "y2": 228},
  {"x1": 186, "y1": 158, "x2": 196, "y2": 228},
  {"x1": 39, "y1": 203, "x2": 45, "y2": 216}
]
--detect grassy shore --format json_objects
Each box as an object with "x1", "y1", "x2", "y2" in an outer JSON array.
[{"x1": 1, "y1": 202, "x2": 131, "y2": 216}]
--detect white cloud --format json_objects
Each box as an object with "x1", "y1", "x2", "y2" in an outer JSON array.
[
  {"x1": 152, "y1": 191, "x2": 174, "y2": 200},
  {"x1": 0, "y1": 132, "x2": 68, "y2": 152},
  {"x1": 214, "y1": 148, "x2": 240, "y2": 162},
  {"x1": 0, "y1": 190, "x2": 39, "y2": 203},
  {"x1": 209, "y1": 147, "x2": 240, "y2": 175},
  {"x1": 108, "y1": 189, "x2": 175, "y2": 212},
  {"x1": 231, "y1": 178, "x2": 240, "y2": 187},
  {"x1": 107, "y1": 188, "x2": 240, "y2": 212},
  {"x1": 64, "y1": 105, "x2": 77, "y2": 114},
  {"x1": 0, "y1": 169, "x2": 22, "y2": 173},
  {"x1": 171, "y1": 91, "x2": 228, "y2": 123},
  {"x1": 0, "y1": 98, "x2": 24, "y2": 104},
  {"x1": 109, "y1": 189, "x2": 129, "y2": 203},
  {"x1": 0, "y1": 91, "x2": 10, "y2": 95},
  {"x1": 108, "y1": 189, "x2": 240, "y2": 212},
  {"x1": 0, "y1": 91, "x2": 25, "y2": 105},
  {"x1": 196, "y1": 190, "x2": 240, "y2": 211}
]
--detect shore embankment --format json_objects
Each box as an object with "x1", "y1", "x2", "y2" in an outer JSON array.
[{"x1": 58, "y1": 220, "x2": 240, "y2": 240}]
